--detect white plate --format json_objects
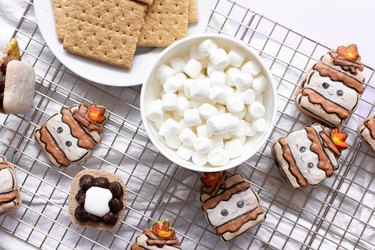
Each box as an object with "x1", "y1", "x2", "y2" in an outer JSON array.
[{"x1": 34, "y1": 0, "x2": 212, "y2": 87}]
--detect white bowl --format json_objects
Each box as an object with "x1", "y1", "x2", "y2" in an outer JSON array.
[{"x1": 141, "y1": 34, "x2": 277, "y2": 172}]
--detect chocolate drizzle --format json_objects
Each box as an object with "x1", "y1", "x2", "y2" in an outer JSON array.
[{"x1": 329, "y1": 51, "x2": 364, "y2": 75}]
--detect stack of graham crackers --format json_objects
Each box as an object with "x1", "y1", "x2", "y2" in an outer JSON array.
[{"x1": 52, "y1": 0, "x2": 199, "y2": 69}]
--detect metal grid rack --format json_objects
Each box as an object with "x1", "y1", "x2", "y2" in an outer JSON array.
[{"x1": 0, "y1": 0, "x2": 374, "y2": 249}]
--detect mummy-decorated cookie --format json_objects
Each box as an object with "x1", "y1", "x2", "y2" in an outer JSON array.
[
  {"x1": 357, "y1": 113, "x2": 375, "y2": 152},
  {"x1": 0, "y1": 39, "x2": 35, "y2": 114},
  {"x1": 131, "y1": 219, "x2": 181, "y2": 250},
  {"x1": 272, "y1": 124, "x2": 348, "y2": 189},
  {"x1": 0, "y1": 156, "x2": 21, "y2": 215},
  {"x1": 68, "y1": 169, "x2": 127, "y2": 230},
  {"x1": 295, "y1": 44, "x2": 365, "y2": 127},
  {"x1": 200, "y1": 172, "x2": 266, "y2": 242},
  {"x1": 35, "y1": 102, "x2": 107, "y2": 167}
]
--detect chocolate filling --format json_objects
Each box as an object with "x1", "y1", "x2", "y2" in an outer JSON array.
[{"x1": 75, "y1": 175, "x2": 124, "y2": 226}]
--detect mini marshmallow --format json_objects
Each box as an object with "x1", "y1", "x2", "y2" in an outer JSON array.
[
  {"x1": 209, "y1": 87, "x2": 228, "y2": 104},
  {"x1": 176, "y1": 145, "x2": 194, "y2": 161},
  {"x1": 159, "y1": 118, "x2": 180, "y2": 137},
  {"x1": 179, "y1": 128, "x2": 197, "y2": 147},
  {"x1": 225, "y1": 67, "x2": 241, "y2": 87},
  {"x1": 183, "y1": 59, "x2": 202, "y2": 78},
  {"x1": 207, "y1": 63, "x2": 215, "y2": 77},
  {"x1": 183, "y1": 79, "x2": 194, "y2": 98},
  {"x1": 190, "y1": 78, "x2": 210, "y2": 99},
  {"x1": 199, "y1": 103, "x2": 218, "y2": 120},
  {"x1": 244, "y1": 121, "x2": 257, "y2": 136},
  {"x1": 240, "y1": 89, "x2": 256, "y2": 104},
  {"x1": 190, "y1": 46, "x2": 205, "y2": 60},
  {"x1": 197, "y1": 125, "x2": 210, "y2": 138},
  {"x1": 156, "y1": 64, "x2": 175, "y2": 83},
  {"x1": 210, "y1": 49, "x2": 230, "y2": 70},
  {"x1": 206, "y1": 113, "x2": 240, "y2": 135},
  {"x1": 231, "y1": 120, "x2": 246, "y2": 137},
  {"x1": 228, "y1": 47, "x2": 246, "y2": 67},
  {"x1": 198, "y1": 39, "x2": 218, "y2": 57},
  {"x1": 192, "y1": 152, "x2": 208, "y2": 166},
  {"x1": 165, "y1": 136, "x2": 182, "y2": 149},
  {"x1": 215, "y1": 104, "x2": 226, "y2": 114},
  {"x1": 154, "y1": 114, "x2": 171, "y2": 130},
  {"x1": 195, "y1": 73, "x2": 206, "y2": 79},
  {"x1": 184, "y1": 109, "x2": 202, "y2": 127},
  {"x1": 241, "y1": 61, "x2": 261, "y2": 77},
  {"x1": 164, "y1": 75, "x2": 184, "y2": 93},
  {"x1": 252, "y1": 75, "x2": 268, "y2": 95},
  {"x1": 233, "y1": 136, "x2": 247, "y2": 144},
  {"x1": 225, "y1": 139, "x2": 244, "y2": 159},
  {"x1": 193, "y1": 137, "x2": 212, "y2": 153},
  {"x1": 208, "y1": 148, "x2": 229, "y2": 166},
  {"x1": 162, "y1": 93, "x2": 179, "y2": 111},
  {"x1": 234, "y1": 73, "x2": 253, "y2": 91},
  {"x1": 210, "y1": 71, "x2": 226, "y2": 87},
  {"x1": 248, "y1": 101, "x2": 266, "y2": 119},
  {"x1": 211, "y1": 135, "x2": 224, "y2": 148},
  {"x1": 227, "y1": 95, "x2": 245, "y2": 114},
  {"x1": 169, "y1": 58, "x2": 185, "y2": 73},
  {"x1": 256, "y1": 93, "x2": 264, "y2": 103},
  {"x1": 146, "y1": 99, "x2": 164, "y2": 122},
  {"x1": 232, "y1": 108, "x2": 247, "y2": 119},
  {"x1": 252, "y1": 118, "x2": 267, "y2": 132},
  {"x1": 177, "y1": 96, "x2": 190, "y2": 116}
]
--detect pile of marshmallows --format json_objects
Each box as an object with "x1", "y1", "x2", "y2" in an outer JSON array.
[{"x1": 146, "y1": 39, "x2": 268, "y2": 167}]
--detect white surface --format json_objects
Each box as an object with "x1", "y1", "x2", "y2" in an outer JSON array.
[{"x1": 33, "y1": 0, "x2": 212, "y2": 87}]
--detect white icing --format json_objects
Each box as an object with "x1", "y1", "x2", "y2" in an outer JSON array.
[
  {"x1": 206, "y1": 189, "x2": 259, "y2": 227},
  {"x1": 136, "y1": 234, "x2": 180, "y2": 250},
  {"x1": 0, "y1": 169, "x2": 15, "y2": 193},
  {"x1": 84, "y1": 186, "x2": 112, "y2": 217}
]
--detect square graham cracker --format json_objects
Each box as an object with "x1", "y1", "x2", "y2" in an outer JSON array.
[
  {"x1": 138, "y1": 0, "x2": 189, "y2": 47},
  {"x1": 188, "y1": 0, "x2": 199, "y2": 24},
  {"x1": 52, "y1": 0, "x2": 73, "y2": 41},
  {"x1": 63, "y1": 0, "x2": 148, "y2": 69}
]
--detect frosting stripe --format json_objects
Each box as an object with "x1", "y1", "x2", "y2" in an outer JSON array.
[
  {"x1": 146, "y1": 239, "x2": 180, "y2": 246},
  {"x1": 130, "y1": 244, "x2": 146, "y2": 250},
  {"x1": 0, "y1": 190, "x2": 17, "y2": 203},
  {"x1": 73, "y1": 111, "x2": 104, "y2": 134},
  {"x1": 39, "y1": 126, "x2": 70, "y2": 167},
  {"x1": 319, "y1": 130, "x2": 341, "y2": 157}
]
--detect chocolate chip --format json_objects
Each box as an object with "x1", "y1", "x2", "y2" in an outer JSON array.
[
  {"x1": 86, "y1": 213, "x2": 101, "y2": 223},
  {"x1": 74, "y1": 206, "x2": 88, "y2": 222},
  {"x1": 79, "y1": 175, "x2": 93, "y2": 191},
  {"x1": 75, "y1": 189, "x2": 86, "y2": 205},
  {"x1": 103, "y1": 212, "x2": 117, "y2": 225},
  {"x1": 109, "y1": 182, "x2": 123, "y2": 198},
  {"x1": 109, "y1": 198, "x2": 123, "y2": 213},
  {"x1": 93, "y1": 177, "x2": 110, "y2": 189}
]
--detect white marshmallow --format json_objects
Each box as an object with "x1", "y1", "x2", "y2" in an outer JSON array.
[
  {"x1": 231, "y1": 120, "x2": 246, "y2": 137},
  {"x1": 207, "y1": 148, "x2": 229, "y2": 166},
  {"x1": 256, "y1": 93, "x2": 264, "y2": 103},
  {"x1": 165, "y1": 136, "x2": 182, "y2": 149},
  {"x1": 195, "y1": 73, "x2": 206, "y2": 79},
  {"x1": 85, "y1": 187, "x2": 112, "y2": 217},
  {"x1": 190, "y1": 78, "x2": 210, "y2": 99},
  {"x1": 209, "y1": 87, "x2": 228, "y2": 104},
  {"x1": 244, "y1": 121, "x2": 257, "y2": 136},
  {"x1": 232, "y1": 108, "x2": 247, "y2": 119},
  {"x1": 163, "y1": 75, "x2": 184, "y2": 93},
  {"x1": 252, "y1": 75, "x2": 268, "y2": 95},
  {"x1": 159, "y1": 119, "x2": 180, "y2": 137},
  {"x1": 154, "y1": 114, "x2": 171, "y2": 130},
  {"x1": 192, "y1": 152, "x2": 208, "y2": 166},
  {"x1": 184, "y1": 109, "x2": 202, "y2": 127},
  {"x1": 248, "y1": 101, "x2": 266, "y2": 119},
  {"x1": 169, "y1": 58, "x2": 185, "y2": 73},
  {"x1": 225, "y1": 139, "x2": 244, "y2": 159},
  {"x1": 156, "y1": 64, "x2": 175, "y2": 83},
  {"x1": 199, "y1": 103, "x2": 218, "y2": 120},
  {"x1": 198, "y1": 39, "x2": 218, "y2": 57},
  {"x1": 183, "y1": 79, "x2": 194, "y2": 98},
  {"x1": 225, "y1": 67, "x2": 241, "y2": 87},
  {"x1": 176, "y1": 145, "x2": 194, "y2": 161},
  {"x1": 215, "y1": 104, "x2": 226, "y2": 114},
  {"x1": 228, "y1": 47, "x2": 246, "y2": 67},
  {"x1": 162, "y1": 93, "x2": 179, "y2": 111},
  {"x1": 179, "y1": 128, "x2": 197, "y2": 147},
  {"x1": 234, "y1": 73, "x2": 253, "y2": 91},
  {"x1": 197, "y1": 125, "x2": 210, "y2": 138},
  {"x1": 210, "y1": 71, "x2": 226, "y2": 87},
  {"x1": 240, "y1": 89, "x2": 256, "y2": 104},
  {"x1": 146, "y1": 99, "x2": 164, "y2": 122},
  {"x1": 183, "y1": 59, "x2": 202, "y2": 78},
  {"x1": 211, "y1": 135, "x2": 224, "y2": 148},
  {"x1": 207, "y1": 63, "x2": 215, "y2": 77},
  {"x1": 241, "y1": 61, "x2": 261, "y2": 77},
  {"x1": 193, "y1": 137, "x2": 213, "y2": 153},
  {"x1": 252, "y1": 118, "x2": 267, "y2": 132},
  {"x1": 210, "y1": 49, "x2": 230, "y2": 70},
  {"x1": 177, "y1": 96, "x2": 190, "y2": 116},
  {"x1": 233, "y1": 136, "x2": 247, "y2": 144},
  {"x1": 206, "y1": 113, "x2": 240, "y2": 135},
  {"x1": 190, "y1": 46, "x2": 205, "y2": 60},
  {"x1": 223, "y1": 85, "x2": 235, "y2": 98},
  {"x1": 227, "y1": 95, "x2": 245, "y2": 114}
]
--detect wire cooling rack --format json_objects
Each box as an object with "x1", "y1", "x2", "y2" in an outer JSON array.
[{"x1": 0, "y1": 0, "x2": 374, "y2": 249}]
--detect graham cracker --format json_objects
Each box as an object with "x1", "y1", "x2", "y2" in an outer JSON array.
[
  {"x1": 51, "y1": 0, "x2": 73, "y2": 41},
  {"x1": 134, "y1": 0, "x2": 154, "y2": 5},
  {"x1": 188, "y1": 0, "x2": 199, "y2": 24},
  {"x1": 138, "y1": 0, "x2": 189, "y2": 47},
  {"x1": 68, "y1": 169, "x2": 127, "y2": 231},
  {"x1": 63, "y1": 0, "x2": 148, "y2": 69}
]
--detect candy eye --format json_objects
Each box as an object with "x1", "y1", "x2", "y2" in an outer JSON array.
[
  {"x1": 221, "y1": 209, "x2": 228, "y2": 217},
  {"x1": 237, "y1": 201, "x2": 244, "y2": 208},
  {"x1": 322, "y1": 82, "x2": 330, "y2": 89},
  {"x1": 57, "y1": 127, "x2": 63, "y2": 133},
  {"x1": 308, "y1": 162, "x2": 314, "y2": 169},
  {"x1": 337, "y1": 90, "x2": 344, "y2": 96},
  {"x1": 299, "y1": 146, "x2": 306, "y2": 153},
  {"x1": 65, "y1": 141, "x2": 72, "y2": 147}
]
